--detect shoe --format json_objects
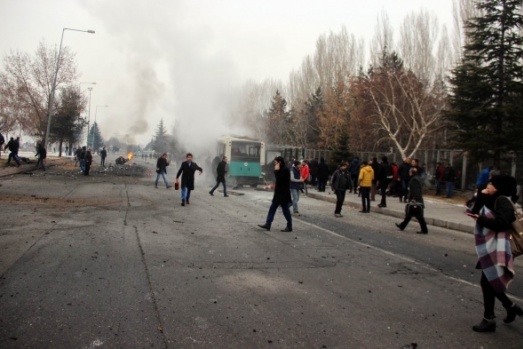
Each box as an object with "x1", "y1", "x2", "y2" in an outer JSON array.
[
  {"x1": 281, "y1": 227, "x2": 292, "y2": 232},
  {"x1": 186, "y1": 199, "x2": 190, "y2": 205},
  {"x1": 224, "y1": 194, "x2": 229, "y2": 197},
  {"x1": 293, "y1": 211, "x2": 300, "y2": 216},
  {"x1": 416, "y1": 231, "x2": 428, "y2": 234},
  {"x1": 181, "y1": 200, "x2": 185, "y2": 206},
  {"x1": 359, "y1": 210, "x2": 366, "y2": 213},
  {"x1": 154, "y1": 186, "x2": 158, "y2": 189},
  {"x1": 395, "y1": 223, "x2": 404, "y2": 231},
  {"x1": 258, "y1": 224, "x2": 270, "y2": 231},
  {"x1": 472, "y1": 318, "x2": 496, "y2": 332},
  {"x1": 504, "y1": 304, "x2": 523, "y2": 323},
  {"x1": 209, "y1": 191, "x2": 214, "y2": 196},
  {"x1": 166, "y1": 185, "x2": 172, "y2": 189},
  {"x1": 334, "y1": 213, "x2": 343, "y2": 218},
  {"x1": 377, "y1": 204, "x2": 386, "y2": 208}
]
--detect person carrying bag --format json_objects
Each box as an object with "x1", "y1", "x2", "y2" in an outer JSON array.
[{"x1": 394, "y1": 167, "x2": 428, "y2": 234}]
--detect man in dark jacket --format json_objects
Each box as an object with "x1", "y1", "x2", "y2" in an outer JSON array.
[
  {"x1": 348, "y1": 157, "x2": 360, "y2": 194},
  {"x1": 443, "y1": 162, "x2": 457, "y2": 198},
  {"x1": 100, "y1": 147, "x2": 107, "y2": 167},
  {"x1": 331, "y1": 161, "x2": 350, "y2": 217},
  {"x1": 395, "y1": 168, "x2": 428, "y2": 234},
  {"x1": 377, "y1": 156, "x2": 392, "y2": 208},
  {"x1": 84, "y1": 148, "x2": 93, "y2": 176},
  {"x1": 397, "y1": 157, "x2": 412, "y2": 202},
  {"x1": 209, "y1": 155, "x2": 229, "y2": 197},
  {"x1": 316, "y1": 157, "x2": 329, "y2": 192},
  {"x1": 0, "y1": 132, "x2": 4, "y2": 159},
  {"x1": 5, "y1": 137, "x2": 21, "y2": 167},
  {"x1": 35, "y1": 141, "x2": 47, "y2": 171},
  {"x1": 258, "y1": 156, "x2": 292, "y2": 232},
  {"x1": 176, "y1": 153, "x2": 203, "y2": 206},
  {"x1": 154, "y1": 153, "x2": 172, "y2": 189}
]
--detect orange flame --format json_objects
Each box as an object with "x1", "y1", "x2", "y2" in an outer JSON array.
[{"x1": 127, "y1": 152, "x2": 133, "y2": 161}]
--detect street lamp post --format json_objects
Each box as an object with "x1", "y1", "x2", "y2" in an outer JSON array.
[
  {"x1": 92, "y1": 105, "x2": 108, "y2": 150},
  {"x1": 86, "y1": 87, "x2": 93, "y2": 147},
  {"x1": 44, "y1": 27, "x2": 95, "y2": 150}
]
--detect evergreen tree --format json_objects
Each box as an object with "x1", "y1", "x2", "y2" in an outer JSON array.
[
  {"x1": 265, "y1": 90, "x2": 294, "y2": 144},
  {"x1": 330, "y1": 129, "x2": 351, "y2": 169},
  {"x1": 303, "y1": 87, "x2": 323, "y2": 148},
  {"x1": 89, "y1": 121, "x2": 104, "y2": 152},
  {"x1": 446, "y1": 0, "x2": 523, "y2": 166},
  {"x1": 152, "y1": 119, "x2": 169, "y2": 153},
  {"x1": 52, "y1": 87, "x2": 85, "y2": 156}
]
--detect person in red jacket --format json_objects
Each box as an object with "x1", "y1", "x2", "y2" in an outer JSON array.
[{"x1": 300, "y1": 159, "x2": 310, "y2": 194}]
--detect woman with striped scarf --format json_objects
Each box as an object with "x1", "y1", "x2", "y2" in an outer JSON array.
[{"x1": 467, "y1": 174, "x2": 520, "y2": 332}]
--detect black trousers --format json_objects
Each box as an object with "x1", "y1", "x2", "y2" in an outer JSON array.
[
  {"x1": 335, "y1": 190, "x2": 346, "y2": 214},
  {"x1": 480, "y1": 272, "x2": 513, "y2": 319},
  {"x1": 360, "y1": 187, "x2": 371, "y2": 212},
  {"x1": 379, "y1": 179, "x2": 390, "y2": 206},
  {"x1": 398, "y1": 212, "x2": 428, "y2": 233}
]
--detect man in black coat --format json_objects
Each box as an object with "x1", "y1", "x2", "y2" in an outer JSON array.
[
  {"x1": 395, "y1": 167, "x2": 428, "y2": 234},
  {"x1": 258, "y1": 156, "x2": 293, "y2": 232},
  {"x1": 176, "y1": 153, "x2": 203, "y2": 206},
  {"x1": 209, "y1": 155, "x2": 229, "y2": 197},
  {"x1": 154, "y1": 153, "x2": 172, "y2": 189}
]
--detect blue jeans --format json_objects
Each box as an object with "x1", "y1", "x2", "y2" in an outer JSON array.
[
  {"x1": 210, "y1": 179, "x2": 227, "y2": 195},
  {"x1": 181, "y1": 186, "x2": 191, "y2": 201},
  {"x1": 264, "y1": 201, "x2": 292, "y2": 230},
  {"x1": 290, "y1": 188, "x2": 300, "y2": 213},
  {"x1": 155, "y1": 172, "x2": 169, "y2": 188},
  {"x1": 446, "y1": 181, "x2": 454, "y2": 198}
]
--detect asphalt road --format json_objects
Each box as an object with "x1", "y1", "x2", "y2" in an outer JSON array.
[{"x1": 1, "y1": 158, "x2": 522, "y2": 349}]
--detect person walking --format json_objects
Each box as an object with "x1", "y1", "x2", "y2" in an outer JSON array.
[
  {"x1": 434, "y1": 162, "x2": 444, "y2": 196},
  {"x1": 4, "y1": 137, "x2": 21, "y2": 167},
  {"x1": 100, "y1": 147, "x2": 107, "y2": 167},
  {"x1": 316, "y1": 157, "x2": 329, "y2": 192},
  {"x1": 370, "y1": 157, "x2": 380, "y2": 201},
  {"x1": 35, "y1": 141, "x2": 47, "y2": 171},
  {"x1": 84, "y1": 148, "x2": 93, "y2": 176},
  {"x1": 466, "y1": 175, "x2": 521, "y2": 332},
  {"x1": 300, "y1": 159, "x2": 310, "y2": 195},
  {"x1": 377, "y1": 156, "x2": 392, "y2": 208},
  {"x1": 154, "y1": 153, "x2": 172, "y2": 189},
  {"x1": 79, "y1": 146, "x2": 87, "y2": 173},
  {"x1": 348, "y1": 157, "x2": 360, "y2": 194},
  {"x1": 397, "y1": 158, "x2": 411, "y2": 203},
  {"x1": 175, "y1": 153, "x2": 203, "y2": 206},
  {"x1": 358, "y1": 160, "x2": 374, "y2": 213},
  {"x1": 331, "y1": 161, "x2": 350, "y2": 217},
  {"x1": 258, "y1": 156, "x2": 293, "y2": 232},
  {"x1": 209, "y1": 155, "x2": 229, "y2": 197},
  {"x1": 395, "y1": 168, "x2": 428, "y2": 234},
  {"x1": 443, "y1": 162, "x2": 457, "y2": 198},
  {"x1": 290, "y1": 160, "x2": 303, "y2": 215},
  {"x1": 0, "y1": 132, "x2": 4, "y2": 159}
]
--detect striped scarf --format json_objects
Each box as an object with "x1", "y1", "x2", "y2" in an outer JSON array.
[{"x1": 474, "y1": 205, "x2": 515, "y2": 293}]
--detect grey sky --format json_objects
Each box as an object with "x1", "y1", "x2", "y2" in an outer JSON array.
[{"x1": 1, "y1": 0, "x2": 455, "y2": 147}]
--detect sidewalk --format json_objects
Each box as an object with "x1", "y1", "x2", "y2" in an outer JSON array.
[
  {"x1": 0, "y1": 153, "x2": 72, "y2": 178},
  {"x1": 305, "y1": 187, "x2": 476, "y2": 234}
]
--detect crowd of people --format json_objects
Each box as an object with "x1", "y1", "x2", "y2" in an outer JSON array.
[{"x1": 257, "y1": 154, "x2": 522, "y2": 334}]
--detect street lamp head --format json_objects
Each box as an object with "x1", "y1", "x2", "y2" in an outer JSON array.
[{"x1": 87, "y1": 30, "x2": 95, "y2": 34}]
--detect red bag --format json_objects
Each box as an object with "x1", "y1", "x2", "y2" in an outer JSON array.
[{"x1": 174, "y1": 180, "x2": 179, "y2": 190}]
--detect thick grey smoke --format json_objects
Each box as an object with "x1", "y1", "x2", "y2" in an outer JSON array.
[{"x1": 80, "y1": 0, "x2": 252, "y2": 157}]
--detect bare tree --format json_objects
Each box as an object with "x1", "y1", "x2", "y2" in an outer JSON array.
[
  {"x1": 0, "y1": 41, "x2": 78, "y2": 138},
  {"x1": 351, "y1": 52, "x2": 446, "y2": 159}
]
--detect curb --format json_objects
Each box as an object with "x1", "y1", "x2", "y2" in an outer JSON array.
[{"x1": 306, "y1": 192, "x2": 472, "y2": 234}]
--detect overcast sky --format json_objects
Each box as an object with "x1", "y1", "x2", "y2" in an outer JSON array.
[{"x1": 1, "y1": 0, "x2": 455, "y2": 147}]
